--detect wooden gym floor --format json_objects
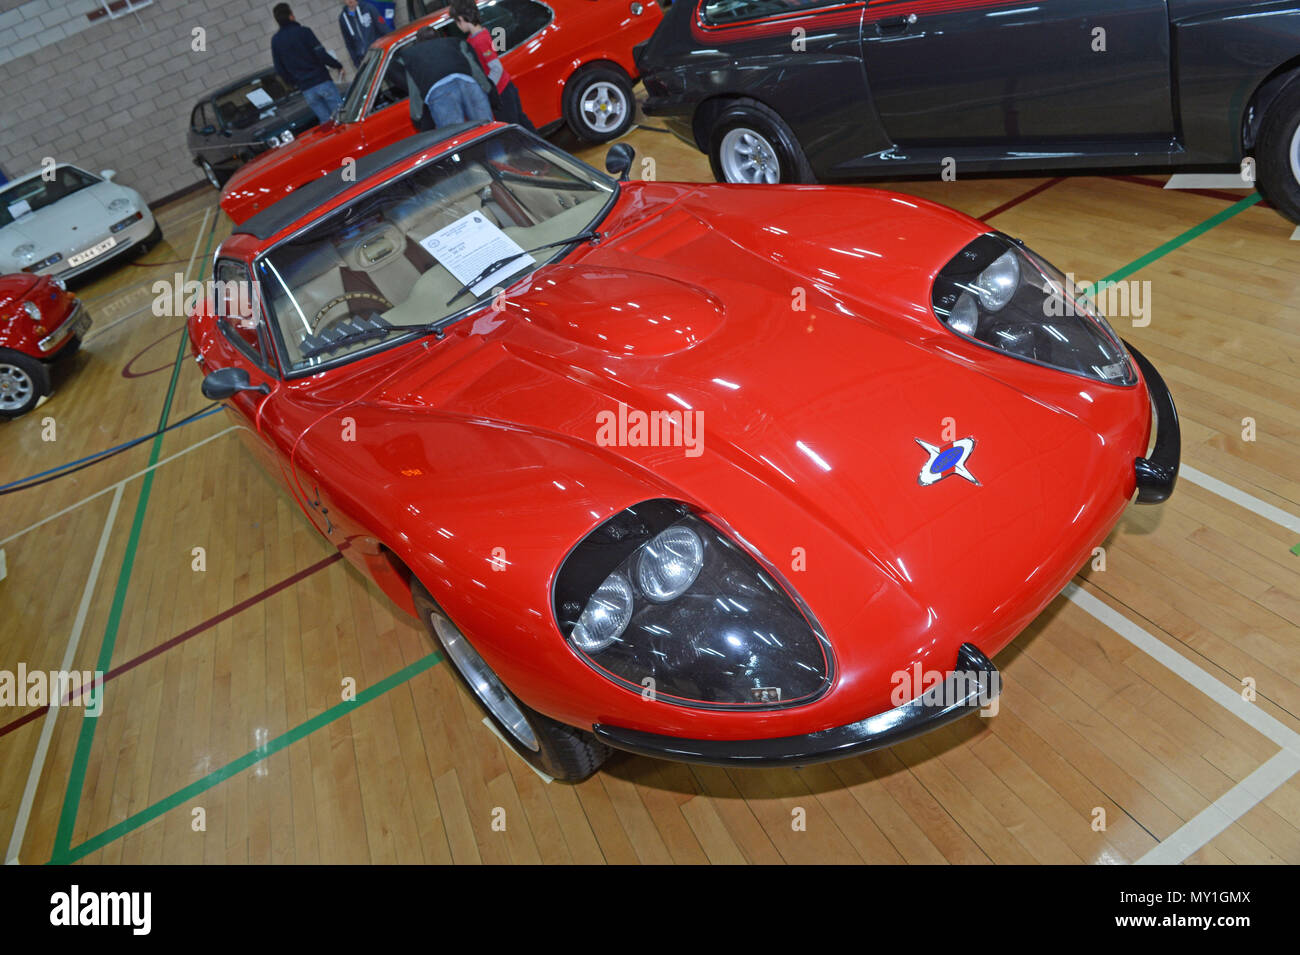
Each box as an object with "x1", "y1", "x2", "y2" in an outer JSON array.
[{"x1": 2, "y1": 110, "x2": 1298, "y2": 865}]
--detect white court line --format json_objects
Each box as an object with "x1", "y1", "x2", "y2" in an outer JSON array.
[
  {"x1": 1180, "y1": 465, "x2": 1300, "y2": 536},
  {"x1": 1164, "y1": 174, "x2": 1256, "y2": 191},
  {"x1": 480, "y1": 717, "x2": 553, "y2": 784},
  {"x1": 1065, "y1": 582, "x2": 1300, "y2": 864},
  {"x1": 1136, "y1": 751, "x2": 1300, "y2": 865},
  {"x1": 1291, "y1": 225, "x2": 1299, "y2": 241},
  {"x1": 4, "y1": 483, "x2": 124, "y2": 865},
  {"x1": 0, "y1": 425, "x2": 237, "y2": 548}
]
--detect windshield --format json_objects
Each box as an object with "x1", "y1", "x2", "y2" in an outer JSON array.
[
  {"x1": 214, "y1": 72, "x2": 297, "y2": 129},
  {"x1": 1, "y1": 167, "x2": 100, "y2": 227},
  {"x1": 256, "y1": 128, "x2": 617, "y2": 374},
  {"x1": 338, "y1": 47, "x2": 385, "y2": 123}
]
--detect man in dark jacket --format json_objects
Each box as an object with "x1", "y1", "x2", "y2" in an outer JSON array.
[
  {"x1": 271, "y1": 3, "x2": 346, "y2": 124},
  {"x1": 401, "y1": 26, "x2": 494, "y2": 132},
  {"x1": 338, "y1": 0, "x2": 389, "y2": 68}
]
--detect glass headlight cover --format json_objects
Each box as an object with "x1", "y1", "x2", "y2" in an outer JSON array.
[
  {"x1": 553, "y1": 500, "x2": 833, "y2": 710},
  {"x1": 21, "y1": 301, "x2": 41, "y2": 321},
  {"x1": 932, "y1": 233, "x2": 1135, "y2": 385}
]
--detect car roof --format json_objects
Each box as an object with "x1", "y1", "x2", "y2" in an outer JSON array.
[
  {"x1": 231, "y1": 122, "x2": 486, "y2": 240},
  {"x1": 374, "y1": 8, "x2": 450, "y2": 51},
  {"x1": 0, "y1": 163, "x2": 95, "y2": 191},
  {"x1": 204, "y1": 67, "x2": 283, "y2": 102}
]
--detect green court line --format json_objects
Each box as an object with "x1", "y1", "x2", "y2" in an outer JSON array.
[
  {"x1": 1084, "y1": 193, "x2": 1262, "y2": 296},
  {"x1": 1290, "y1": 542, "x2": 1300, "y2": 557},
  {"x1": 49, "y1": 216, "x2": 220, "y2": 862},
  {"x1": 54, "y1": 651, "x2": 444, "y2": 863}
]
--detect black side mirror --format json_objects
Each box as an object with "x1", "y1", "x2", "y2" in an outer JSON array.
[
  {"x1": 202, "y1": 366, "x2": 269, "y2": 400},
  {"x1": 200, "y1": 125, "x2": 217, "y2": 136},
  {"x1": 605, "y1": 143, "x2": 635, "y2": 181}
]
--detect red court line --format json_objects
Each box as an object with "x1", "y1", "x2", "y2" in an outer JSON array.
[
  {"x1": 0, "y1": 552, "x2": 342, "y2": 739},
  {"x1": 1108, "y1": 174, "x2": 1273, "y2": 210},
  {"x1": 979, "y1": 177, "x2": 1065, "y2": 221}
]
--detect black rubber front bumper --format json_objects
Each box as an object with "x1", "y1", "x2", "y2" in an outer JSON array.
[
  {"x1": 593, "y1": 642, "x2": 998, "y2": 767},
  {"x1": 1126, "y1": 342, "x2": 1180, "y2": 504}
]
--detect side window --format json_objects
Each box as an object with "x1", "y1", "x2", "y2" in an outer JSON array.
[
  {"x1": 368, "y1": 50, "x2": 411, "y2": 114},
  {"x1": 214, "y1": 259, "x2": 273, "y2": 372},
  {"x1": 701, "y1": 0, "x2": 834, "y2": 26},
  {"x1": 492, "y1": 0, "x2": 552, "y2": 51},
  {"x1": 190, "y1": 104, "x2": 206, "y2": 132}
]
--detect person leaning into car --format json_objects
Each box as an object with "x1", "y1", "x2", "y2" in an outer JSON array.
[
  {"x1": 401, "y1": 26, "x2": 495, "y2": 133},
  {"x1": 449, "y1": 0, "x2": 535, "y2": 132},
  {"x1": 338, "y1": 0, "x2": 389, "y2": 69},
  {"x1": 270, "y1": 3, "x2": 346, "y2": 125}
]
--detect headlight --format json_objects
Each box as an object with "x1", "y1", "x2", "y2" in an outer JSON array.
[
  {"x1": 13, "y1": 243, "x2": 35, "y2": 262},
  {"x1": 109, "y1": 197, "x2": 131, "y2": 213},
  {"x1": 21, "y1": 301, "x2": 41, "y2": 321},
  {"x1": 932, "y1": 234, "x2": 1134, "y2": 384},
  {"x1": 554, "y1": 500, "x2": 833, "y2": 709}
]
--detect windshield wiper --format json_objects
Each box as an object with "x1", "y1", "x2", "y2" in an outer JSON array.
[
  {"x1": 443, "y1": 229, "x2": 602, "y2": 308},
  {"x1": 299, "y1": 312, "x2": 394, "y2": 359}
]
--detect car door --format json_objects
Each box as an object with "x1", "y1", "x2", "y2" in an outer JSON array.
[
  {"x1": 191, "y1": 103, "x2": 217, "y2": 164},
  {"x1": 201, "y1": 258, "x2": 297, "y2": 493},
  {"x1": 861, "y1": 0, "x2": 1173, "y2": 146}
]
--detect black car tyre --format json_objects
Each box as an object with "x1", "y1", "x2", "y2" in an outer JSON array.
[
  {"x1": 411, "y1": 579, "x2": 609, "y2": 781},
  {"x1": 563, "y1": 65, "x2": 635, "y2": 143},
  {"x1": 199, "y1": 159, "x2": 227, "y2": 190},
  {"x1": 708, "y1": 98, "x2": 814, "y2": 185},
  {"x1": 0, "y1": 349, "x2": 50, "y2": 420},
  {"x1": 1256, "y1": 76, "x2": 1300, "y2": 224}
]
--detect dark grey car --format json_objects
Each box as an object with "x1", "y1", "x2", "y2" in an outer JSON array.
[
  {"x1": 187, "y1": 70, "x2": 322, "y2": 188},
  {"x1": 637, "y1": 0, "x2": 1300, "y2": 223}
]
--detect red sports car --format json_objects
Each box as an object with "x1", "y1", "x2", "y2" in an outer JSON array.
[
  {"x1": 0, "y1": 272, "x2": 91, "y2": 419},
  {"x1": 189, "y1": 122, "x2": 1179, "y2": 780},
  {"x1": 220, "y1": 0, "x2": 663, "y2": 224}
]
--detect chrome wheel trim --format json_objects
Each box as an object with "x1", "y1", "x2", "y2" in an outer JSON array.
[
  {"x1": 430, "y1": 610, "x2": 540, "y2": 752},
  {"x1": 578, "y1": 81, "x2": 628, "y2": 135},
  {"x1": 202, "y1": 161, "x2": 221, "y2": 190},
  {"x1": 1289, "y1": 120, "x2": 1300, "y2": 188},
  {"x1": 0, "y1": 363, "x2": 35, "y2": 412},
  {"x1": 719, "y1": 127, "x2": 781, "y2": 184}
]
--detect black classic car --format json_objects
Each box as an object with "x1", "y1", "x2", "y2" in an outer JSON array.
[
  {"x1": 187, "y1": 70, "x2": 324, "y2": 188},
  {"x1": 636, "y1": 0, "x2": 1300, "y2": 223}
]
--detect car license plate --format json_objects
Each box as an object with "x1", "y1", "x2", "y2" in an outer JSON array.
[{"x1": 67, "y1": 236, "x2": 116, "y2": 267}]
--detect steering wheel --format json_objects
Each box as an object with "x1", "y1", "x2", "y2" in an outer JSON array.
[{"x1": 311, "y1": 290, "x2": 394, "y2": 335}]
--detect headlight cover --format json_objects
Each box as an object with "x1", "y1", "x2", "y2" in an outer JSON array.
[
  {"x1": 109, "y1": 197, "x2": 131, "y2": 213},
  {"x1": 553, "y1": 500, "x2": 833, "y2": 710},
  {"x1": 932, "y1": 233, "x2": 1135, "y2": 385},
  {"x1": 21, "y1": 301, "x2": 41, "y2": 321}
]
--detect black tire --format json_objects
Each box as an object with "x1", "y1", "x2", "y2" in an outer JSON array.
[
  {"x1": 563, "y1": 64, "x2": 635, "y2": 143},
  {"x1": 1256, "y1": 76, "x2": 1300, "y2": 224},
  {"x1": 139, "y1": 222, "x2": 163, "y2": 254},
  {"x1": 411, "y1": 579, "x2": 609, "y2": 781},
  {"x1": 0, "y1": 349, "x2": 51, "y2": 420},
  {"x1": 199, "y1": 159, "x2": 227, "y2": 190},
  {"x1": 707, "y1": 98, "x2": 815, "y2": 185}
]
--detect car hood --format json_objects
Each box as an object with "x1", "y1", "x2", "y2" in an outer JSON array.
[
  {"x1": 0, "y1": 272, "x2": 40, "y2": 310},
  {"x1": 222, "y1": 120, "x2": 348, "y2": 215},
  {"x1": 240, "y1": 97, "x2": 319, "y2": 137},
  {"x1": 0, "y1": 182, "x2": 139, "y2": 262},
  {"x1": 365, "y1": 183, "x2": 1142, "y2": 615}
]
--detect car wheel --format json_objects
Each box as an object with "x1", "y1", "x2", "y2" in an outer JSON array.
[
  {"x1": 411, "y1": 579, "x2": 609, "y2": 781},
  {"x1": 708, "y1": 98, "x2": 814, "y2": 185},
  {"x1": 0, "y1": 349, "x2": 51, "y2": 420},
  {"x1": 199, "y1": 159, "x2": 226, "y2": 190},
  {"x1": 1255, "y1": 75, "x2": 1300, "y2": 224},
  {"x1": 563, "y1": 65, "x2": 635, "y2": 143}
]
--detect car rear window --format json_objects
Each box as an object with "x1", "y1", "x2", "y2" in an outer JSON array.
[{"x1": 213, "y1": 73, "x2": 298, "y2": 130}]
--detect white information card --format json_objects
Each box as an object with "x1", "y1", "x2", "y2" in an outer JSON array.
[{"x1": 419, "y1": 213, "x2": 534, "y2": 297}]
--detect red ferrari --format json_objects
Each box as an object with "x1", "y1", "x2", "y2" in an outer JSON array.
[
  {"x1": 0, "y1": 273, "x2": 91, "y2": 419},
  {"x1": 220, "y1": 0, "x2": 663, "y2": 224},
  {"x1": 189, "y1": 122, "x2": 1179, "y2": 780}
]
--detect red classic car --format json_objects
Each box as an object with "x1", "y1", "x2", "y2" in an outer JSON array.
[
  {"x1": 189, "y1": 122, "x2": 1179, "y2": 780},
  {"x1": 219, "y1": 0, "x2": 663, "y2": 223},
  {"x1": 0, "y1": 272, "x2": 91, "y2": 419}
]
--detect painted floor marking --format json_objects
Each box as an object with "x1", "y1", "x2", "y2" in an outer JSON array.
[{"x1": 4, "y1": 483, "x2": 124, "y2": 865}]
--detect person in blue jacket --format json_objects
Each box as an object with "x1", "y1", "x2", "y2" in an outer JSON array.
[
  {"x1": 271, "y1": 3, "x2": 346, "y2": 124},
  {"x1": 338, "y1": 0, "x2": 390, "y2": 68}
]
